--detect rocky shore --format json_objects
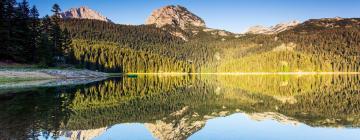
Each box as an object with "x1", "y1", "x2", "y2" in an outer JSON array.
[
  {"x1": 0, "y1": 69, "x2": 107, "y2": 79},
  {"x1": 0, "y1": 69, "x2": 109, "y2": 90}
]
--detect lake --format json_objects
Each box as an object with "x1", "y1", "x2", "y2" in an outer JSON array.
[{"x1": 1, "y1": 74, "x2": 360, "y2": 140}]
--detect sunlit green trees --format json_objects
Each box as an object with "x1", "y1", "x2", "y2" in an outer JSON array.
[{"x1": 71, "y1": 40, "x2": 194, "y2": 73}]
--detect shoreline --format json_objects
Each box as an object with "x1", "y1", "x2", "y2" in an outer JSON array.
[
  {"x1": 1, "y1": 70, "x2": 359, "y2": 90},
  {"x1": 2, "y1": 69, "x2": 360, "y2": 80},
  {"x1": 128, "y1": 72, "x2": 360, "y2": 75},
  {"x1": 0, "y1": 69, "x2": 108, "y2": 82},
  {"x1": 0, "y1": 69, "x2": 109, "y2": 90}
]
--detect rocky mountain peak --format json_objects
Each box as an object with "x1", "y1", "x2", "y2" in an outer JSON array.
[
  {"x1": 145, "y1": 5, "x2": 206, "y2": 30},
  {"x1": 246, "y1": 20, "x2": 301, "y2": 34},
  {"x1": 60, "y1": 6, "x2": 112, "y2": 22}
]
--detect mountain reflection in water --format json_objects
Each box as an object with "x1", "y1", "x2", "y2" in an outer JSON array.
[{"x1": 1, "y1": 75, "x2": 360, "y2": 140}]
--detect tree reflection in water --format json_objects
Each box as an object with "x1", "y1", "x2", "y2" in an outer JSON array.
[{"x1": 1, "y1": 75, "x2": 360, "y2": 139}]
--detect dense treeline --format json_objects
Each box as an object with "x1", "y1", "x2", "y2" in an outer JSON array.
[
  {"x1": 0, "y1": 1, "x2": 71, "y2": 66},
  {"x1": 64, "y1": 17, "x2": 360, "y2": 72},
  {"x1": 216, "y1": 49, "x2": 336, "y2": 72},
  {"x1": 61, "y1": 19, "x2": 218, "y2": 72},
  {"x1": 72, "y1": 40, "x2": 195, "y2": 73},
  {"x1": 202, "y1": 19, "x2": 360, "y2": 72},
  {"x1": 279, "y1": 19, "x2": 360, "y2": 71},
  {"x1": 60, "y1": 19, "x2": 183, "y2": 46}
]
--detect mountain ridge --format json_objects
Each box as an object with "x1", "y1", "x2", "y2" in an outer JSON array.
[
  {"x1": 58, "y1": 6, "x2": 359, "y2": 36},
  {"x1": 246, "y1": 20, "x2": 300, "y2": 34}
]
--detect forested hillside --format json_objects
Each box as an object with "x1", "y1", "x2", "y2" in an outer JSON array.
[
  {"x1": 60, "y1": 19, "x2": 219, "y2": 72},
  {"x1": 71, "y1": 40, "x2": 194, "y2": 73},
  {"x1": 60, "y1": 19, "x2": 183, "y2": 45},
  {"x1": 203, "y1": 18, "x2": 360, "y2": 72},
  {"x1": 56, "y1": 15, "x2": 360, "y2": 73},
  {"x1": 278, "y1": 18, "x2": 360, "y2": 71},
  {"x1": 2, "y1": 1, "x2": 360, "y2": 73}
]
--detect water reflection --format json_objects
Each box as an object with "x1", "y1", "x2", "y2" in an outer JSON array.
[{"x1": 0, "y1": 75, "x2": 360, "y2": 139}]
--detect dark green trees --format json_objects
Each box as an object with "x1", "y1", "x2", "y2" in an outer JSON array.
[
  {"x1": 29, "y1": 6, "x2": 40, "y2": 62},
  {"x1": 50, "y1": 4, "x2": 64, "y2": 59},
  {"x1": 0, "y1": 0, "x2": 22, "y2": 61},
  {"x1": 62, "y1": 28, "x2": 72, "y2": 62},
  {"x1": 0, "y1": 0, "x2": 37, "y2": 62},
  {"x1": 0, "y1": 1, "x2": 72, "y2": 66},
  {"x1": 37, "y1": 16, "x2": 54, "y2": 66}
]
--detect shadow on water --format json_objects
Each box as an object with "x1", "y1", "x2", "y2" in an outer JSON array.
[{"x1": 1, "y1": 74, "x2": 360, "y2": 139}]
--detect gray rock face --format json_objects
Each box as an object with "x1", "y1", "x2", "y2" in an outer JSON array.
[
  {"x1": 39, "y1": 69, "x2": 107, "y2": 78},
  {"x1": 60, "y1": 6, "x2": 112, "y2": 22},
  {"x1": 146, "y1": 5, "x2": 206, "y2": 30},
  {"x1": 0, "y1": 69, "x2": 107, "y2": 90},
  {"x1": 60, "y1": 127, "x2": 108, "y2": 140},
  {"x1": 246, "y1": 20, "x2": 300, "y2": 34},
  {"x1": 145, "y1": 106, "x2": 205, "y2": 140}
]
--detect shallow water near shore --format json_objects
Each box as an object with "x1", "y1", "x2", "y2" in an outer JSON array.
[{"x1": 1, "y1": 74, "x2": 360, "y2": 140}]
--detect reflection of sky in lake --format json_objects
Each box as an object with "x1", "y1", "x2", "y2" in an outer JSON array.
[
  {"x1": 189, "y1": 113, "x2": 360, "y2": 140},
  {"x1": 94, "y1": 124, "x2": 154, "y2": 140},
  {"x1": 53, "y1": 113, "x2": 360, "y2": 140}
]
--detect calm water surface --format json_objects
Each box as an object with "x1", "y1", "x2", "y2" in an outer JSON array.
[{"x1": 1, "y1": 75, "x2": 360, "y2": 140}]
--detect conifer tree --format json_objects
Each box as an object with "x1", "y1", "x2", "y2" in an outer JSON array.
[
  {"x1": 0, "y1": 0, "x2": 6, "y2": 59},
  {"x1": 62, "y1": 28, "x2": 72, "y2": 63},
  {"x1": 37, "y1": 15, "x2": 54, "y2": 66},
  {"x1": 2, "y1": 0, "x2": 17, "y2": 61},
  {"x1": 17, "y1": 0, "x2": 32, "y2": 62},
  {"x1": 51, "y1": 4, "x2": 63, "y2": 60},
  {"x1": 29, "y1": 6, "x2": 40, "y2": 62}
]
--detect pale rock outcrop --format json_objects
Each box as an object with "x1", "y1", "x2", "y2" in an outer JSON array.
[
  {"x1": 203, "y1": 28, "x2": 232, "y2": 36},
  {"x1": 60, "y1": 127, "x2": 108, "y2": 140},
  {"x1": 246, "y1": 20, "x2": 300, "y2": 34},
  {"x1": 145, "y1": 106, "x2": 205, "y2": 140},
  {"x1": 146, "y1": 5, "x2": 206, "y2": 30},
  {"x1": 246, "y1": 112, "x2": 300, "y2": 125},
  {"x1": 145, "y1": 119, "x2": 205, "y2": 140},
  {"x1": 60, "y1": 6, "x2": 112, "y2": 22}
]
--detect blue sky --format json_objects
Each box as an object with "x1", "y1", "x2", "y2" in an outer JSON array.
[{"x1": 27, "y1": 0, "x2": 360, "y2": 33}]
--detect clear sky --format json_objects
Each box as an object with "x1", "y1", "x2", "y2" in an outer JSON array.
[{"x1": 27, "y1": 0, "x2": 360, "y2": 33}]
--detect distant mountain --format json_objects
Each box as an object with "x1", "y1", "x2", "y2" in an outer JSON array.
[
  {"x1": 287, "y1": 17, "x2": 360, "y2": 32},
  {"x1": 60, "y1": 6, "x2": 112, "y2": 22},
  {"x1": 145, "y1": 5, "x2": 236, "y2": 40},
  {"x1": 146, "y1": 5, "x2": 206, "y2": 30},
  {"x1": 246, "y1": 20, "x2": 300, "y2": 34},
  {"x1": 245, "y1": 25, "x2": 270, "y2": 34}
]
